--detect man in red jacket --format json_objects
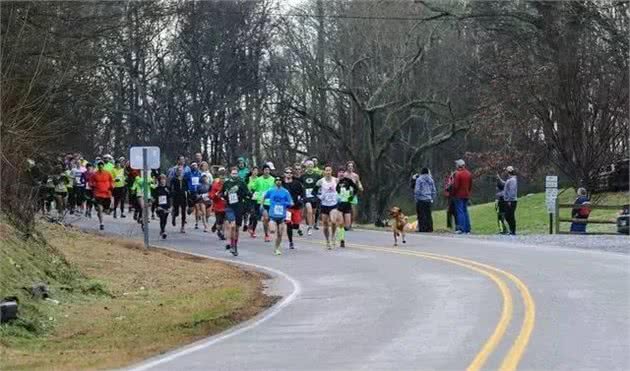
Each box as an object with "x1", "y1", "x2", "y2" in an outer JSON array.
[
  {"x1": 451, "y1": 159, "x2": 472, "y2": 234},
  {"x1": 89, "y1": 161, "x2": 114, "y2": 230}
]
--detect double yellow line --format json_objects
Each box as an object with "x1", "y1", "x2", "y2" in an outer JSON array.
[{"x1": 300, "y1": 239, "x2": 536, "y2": 371}]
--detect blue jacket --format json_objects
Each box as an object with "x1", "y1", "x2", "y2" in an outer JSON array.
[
  {"x1": 186, "y1": 169, "x2": 202, "y2": 193},
  {"x1": 414, "y1": 174, "x2": 436, "y2": 202},
  {"x1": 264, "y1": 187, "x2": 293, "y2": 219}
]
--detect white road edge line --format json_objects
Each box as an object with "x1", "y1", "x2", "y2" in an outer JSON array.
[{"x1": 126, "y1": 248, "x2": 302, "y2": 371}]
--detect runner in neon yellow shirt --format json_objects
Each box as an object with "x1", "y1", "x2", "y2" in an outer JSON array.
[
  {"x1": 111, "y1": 160, "x2": 127, "y2": 218},
  {"x1": 250, "y1": 164, "x2": 275, "y2": 242}
]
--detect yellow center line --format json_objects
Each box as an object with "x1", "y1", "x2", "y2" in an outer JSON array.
[{"x1": 298, "y1": 238, "x2": 516, "y2": 370}]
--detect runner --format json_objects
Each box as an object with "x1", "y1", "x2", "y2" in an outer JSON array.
[
  {"x1": 53, "y1": 166, "x2": 70, "y2": 216},
  {"x1": 167, "y1": 155, "x2": 191, "y2": 182},
  {"x1": 111, "y1": 159, "x2": 127, "y2": 218},
  {"x1": 102, "y1": 154, "x2": 115, "y2": 176},
  {"x1": 126, "y1": 161, "x2": 140, "y2": 215},
  {"x1": 130, "y1": 171, "x2": 155, "y2": 229},
  {"x1": 194, "y1": 174, "x2": 212, "y2": 232},
  {"x1": 246, "y1": 166, "x2": 259, "y2": 237},
  {"x1": 236, "y1": 157, "x2": 251, "y2": 232},
  {"x1": 64, "y1": 164, "x2": 74, "y2": 213},
  {"x1": 209, "y1": 167, "x2": 227, "y2": 240},
  {"x1": 69, "y1": 159, "x2": 86, "y2": 215},
  {"x1": 154, "y1": 174, "x2": 172, "y2": 239},
  {"x1": 200, "y1": 161, "x2": 213, "y2": 183},
  {"x1": 187, "y1": 162, "x2": 203, "y2": 227},
  {"x1": 263, "y1": 177, "x2": 294, "y2": 255},
  {"x1": 345, "y1": 161, "x2": 363, "y2": 228},
  {"x1": 250, "y1": 164, "x2": 275, "y2": 242},
  {"x1": 169, "y1": 167, "x2": 189, "y2": 233},
  {"x1": 282, "y1": 167, "x2": 305, "y2": 249},
  {"x1": 84, "y1": 163, "x2": 95, "y2": 218},
  {"x1": 222, "y1": 167, "x2": 250, "y2": 256},
  {"x1": 316, "y1": 166, "x2": 339, "y2": 249},
  {"x1": 89, "y1": 161, "x2": 114, "y2": 230},
  {"x1": 293, "y1": 162, "x2": 304, "y2": 178},
  {"x1": 336, "y1": 169, "x2": 359, "y2": 247},
  {"x1": 300, "y1": 160, "x2": 321, "y2": 235}
]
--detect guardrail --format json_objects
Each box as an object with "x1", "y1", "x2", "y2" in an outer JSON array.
[{"x1": 554, "y1": 203, "x2": 624, "y2": 235}]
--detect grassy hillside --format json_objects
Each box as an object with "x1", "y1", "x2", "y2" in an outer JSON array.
[{"x1": 387, "y1": 190, "x2": 628, "y2": 235}]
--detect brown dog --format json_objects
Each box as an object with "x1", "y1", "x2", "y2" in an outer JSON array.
[{"x1": 389, "y1": 207, "x2": 409, "y2": 246}]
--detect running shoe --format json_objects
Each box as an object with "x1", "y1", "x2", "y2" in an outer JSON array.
[
  {"x1": 151, "y1": 214, "x2": 155, "y2": 220},
  {"x1": 162, "y1": 233, "x2": 167, "y2": 240},
  {"x1": 242, "y1": 225, "x2": 248, "y2": 232},
  {"x1": 231, "y1": 246, "x2": 238, "y2": 256},
  {"x1": 121, "y1": 213, "x2": 126, "y2": 218},
  {"x1": 297, "y1": 229, "x2": 303, "y2": 237},
  {"x1": 326, "y1": 241, "x2": 332, "y2": 250},
  {"x1": 314, "y1": 225, "x2": 319, "y2": 230},
  {"x1": 274, "y1": 248, "x2": 282, "y2": 256},
  {"x1": 340, "y1": 240, "x2": 345, "y2": 248},
  {"x1": 307, "y1": 227, "x2": 312, "y2": 236},
  {"x1": 211, "y1": 224, "x2": 217, "y2": 232},
  {"x1": 195, "y1": 223, "x2": 199, "y2": 230},
  {"x1": 332, "y1": 239, "x2": 337, "y2": 249},
  {"x1": 218, "y1": 231, "x2": 226, "y2": 240},
  {"x1": 180, "y1": 227, "x2": 186, "y2": 233},
  {"x1": 289, "y1": 242, "x2": 295, "y2": 249},
  {"x1": 264, "y1": 235, "x2": 271, "y2": 242},
  {"x1": 99, "y1": 224, "x2": 104, "y2": 231},
  {"x1": 249, "y1": 229, "x2": 257, "y2": 238},
  {"x1": 172, "y1": 219, "x2": 177, "y2": 227},
  {"x1": 113, "y1": 210, "x2": 117, "y2": 218},
  {"x1": 225, "y1": 244, "x2": 231, "y2": 250}
]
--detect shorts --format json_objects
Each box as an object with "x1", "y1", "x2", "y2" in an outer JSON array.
[
  {"x1": 95, "y1": 197, "x2": 111, "y2": 209},
  {"x1": 271, "y1": 217, "x2": 285, "y2": 225},
  {"x1": 225, "y1": 207, "x2": 244, "y2": 226},
  {"x1": 215, "y1": 211, "x2": 225, "y2": 225},
  {"x1": 286, "y1": 207, "x2": 302, "y2": 225},
  {"x1": 320, "y1": 204, "x2": 337, "y2": 215},
  {"x1": 55, "y1": 191, "x2": 67, "y2": 197},
  {"x1": 304, "y1": 197, "x2": 319, "y2": 207},
  {"x1": 337, "y1": 202, "x2": 352, "y2": 214}
]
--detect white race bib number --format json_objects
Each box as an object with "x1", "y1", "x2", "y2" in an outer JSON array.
[
  {"x1": 159, "y1": 195, "x2": 167, "y2": 205},
  {"x1": 323, "y1": 193, "x2": 337, "y2": 204},
  {"x1": 285, "y1": 210, "x2": 292, "y2": 222},
  {"x1": 75, "y1": 177, "x2": 82, "y2": 184},
  {"x1": 191, "y1": 177, "x2": 199, "y2": 186},
  {"x1": 305, "y1": 188, "x2": 313, "y2": 198},
  {"x1": 253, "y1": 191, "x2": 259, "y2": 200},
  {"x1": 202, "y1": 193, "x2": 209, "y2": 201},
  {"x1": 228, "y1": 192, "x2": 238, "y2": 204},
  {"x1": 273, "y1": 204, "x2": 284, "y2": 216}
]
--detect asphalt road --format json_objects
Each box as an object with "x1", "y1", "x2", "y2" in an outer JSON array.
[{"x1": 72, "y1": 215, "x2": 630, "y2": 371}]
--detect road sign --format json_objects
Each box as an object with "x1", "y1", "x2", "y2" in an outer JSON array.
[
  {"x1": 545, "y1": 175, "x2": 558, "y2": 188},
  {"x1": 130, "y1": 146, "x2": 160, "y2": 170}
]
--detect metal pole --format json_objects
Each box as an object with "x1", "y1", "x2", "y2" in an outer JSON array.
[
  {"x1": 549, "y1": 213, "x2": 553, "y2": 234},
  {"x1": 143, "y1": 148, "x2": 149, "y2": 248}
]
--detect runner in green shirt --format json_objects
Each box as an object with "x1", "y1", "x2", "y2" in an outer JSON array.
[
  {"x1": 246, "y1": 166, "x2": 259, "y2": 237},
  {"x1": 250, "y1": 164, "x2": 275, "y2": 242},
  {"x1": 222, "y1": 167, "x2": 250, "y2": 256},
  {"x1": 112, "y1": 160, "x2": 127, "y2": 218}
]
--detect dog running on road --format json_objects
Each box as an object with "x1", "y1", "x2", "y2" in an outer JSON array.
[{"x1": 389, "y1": 207, "x2": 409, "y2": 246}]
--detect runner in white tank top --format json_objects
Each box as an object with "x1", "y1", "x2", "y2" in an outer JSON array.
[{"x1": 316, "y1": 166, "x2": 339, "y2": 249}]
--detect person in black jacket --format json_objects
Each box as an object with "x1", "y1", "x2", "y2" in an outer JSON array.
[
  {"x1": 154, "y1": 174, "x2": 172, "y2": 239},
  {"x1": 169, "y1": 167, "x2": 189, "y2": 233},
  {"x1": 282, "y1": 167, "x2": 305, "y2": 249},
  {"x1": 336, "y1": 170, "x2": 359, "y2": 234}
]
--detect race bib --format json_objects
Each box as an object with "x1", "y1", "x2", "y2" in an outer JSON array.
[
  {"x1": 323, "y1": 193, "x2": 337, "y2": 204},
  {"x1": 202, "y1": 193, "x2": 209, "y2": 201},
  {"x1": 253, "y1": 191, "x2": 260, "y2": 200},
  {"x1": 305, "y1": 188, "x2": 313, "y2": 198},
  {"x1": 285, "y1": 210, "x2": 292, "y2": 222},
  {"x1": 159, "y1": 195, "x2": 167, "y2": 205},
  {"x1": 191, "y1": 177, "x2": 200, "y2": 186},
  {"x1": 273, "y1": 204, "x2": 285, "y2": 216},
  {"x1": 75, "y1": 176, "x2": 82, "y2": 184},
  {"x1": 228, "y1": 192, "x2": 238, "y2": 204}
]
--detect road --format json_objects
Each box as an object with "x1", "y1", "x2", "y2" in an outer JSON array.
[{"x1": 72, "y1": 215, "x2": 630, "y2": 371}]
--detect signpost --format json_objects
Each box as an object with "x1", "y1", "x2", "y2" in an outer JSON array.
[
  {"x1": 130, "y1": 146, "x2": 160, "y2": 248},
  {"x1": 545, "y1": 175, "x2": 559, "y2": 234}
]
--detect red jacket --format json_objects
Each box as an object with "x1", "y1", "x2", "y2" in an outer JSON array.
[
  {"x1": 452, "y1": 168, "x2": 472, "y2": 199},
  {"x1": 90, "y1": 170, "x2": 114, "y2": 199},
  {"x1": 210, "y1": 179, "x2": 225, "y2": 212}
]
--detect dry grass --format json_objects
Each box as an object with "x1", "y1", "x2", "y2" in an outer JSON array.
[{"x1": 1, "y1": 224, "x2": 275, "y2": 370}]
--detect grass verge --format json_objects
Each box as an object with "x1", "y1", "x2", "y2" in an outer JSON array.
[{"x1": 0, "y1": 223, "x2": 275, "y2": 370}]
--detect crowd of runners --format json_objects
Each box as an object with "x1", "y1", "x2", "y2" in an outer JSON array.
[{"x1": 40, "y1": 152, "x2": 364, "y2": 257}]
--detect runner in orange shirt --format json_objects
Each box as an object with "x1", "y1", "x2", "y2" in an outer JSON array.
[{"x1": 89, "y1": 161, "x2": 114, "y2": 230}]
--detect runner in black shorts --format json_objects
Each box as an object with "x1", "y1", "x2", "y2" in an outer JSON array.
[
  {"x1": 300, "y1": 160, "x2": 321, "y2": 235},
  {"x1": 222, "y1": 167, "x2": 250, "y2": 256}
]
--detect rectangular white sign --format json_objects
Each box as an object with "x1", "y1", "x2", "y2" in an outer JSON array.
[
  {"x1": 545, "y1": 175, "x2": 558, "y2": 188},
  {"x1": 130, "y1": 146, "x2": 160, "y2": 170}
]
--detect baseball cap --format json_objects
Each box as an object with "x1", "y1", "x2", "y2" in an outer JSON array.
[
  {"x1": 266, "y1": 162, "x2": 276, "y2": 171},
  {"x1": 455, "y1": 159, "x2": 465, "y2": 167},
  {"x1": 506, "y1": 165, "x2": 515, "y2": 172}
]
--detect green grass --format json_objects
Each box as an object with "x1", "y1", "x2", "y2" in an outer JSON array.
[
  {"x1": 362, "y1": 190, "x2": 629, "y2": 235},
  {"x1": 1, "y1": 222, "x2": 273, "y2": 370}
]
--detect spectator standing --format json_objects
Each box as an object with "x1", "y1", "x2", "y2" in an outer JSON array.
[
  {"x1": 570, "y1": 188, "x2": 591, "y2": 233},
  {"x1": 495, "y1": 179, "x2": 508, "y2": 234},
  {"x1": 499, "y1": 166, "x2": 518, "y2": 235},
  {"x1": 414, "y1": 168, "x2": 436, "y2": 232},
  {"x1": 443, "y1": 172, "x2": 456, "y2": 230},
  {"x1": 452, "y1": 159, "x2": 472, "y2": 234}
]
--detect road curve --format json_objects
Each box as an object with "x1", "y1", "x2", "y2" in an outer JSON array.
[{"x1": 72, "y1": 217, "x2": 630, "y2": 371}]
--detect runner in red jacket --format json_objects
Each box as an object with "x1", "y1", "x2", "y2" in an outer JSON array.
[
  {"x1": 209, "y1": 168, "x2": 227, "y2": 240},
  {"x1": 89, "y1": 161, "x2": 114, "y2": 230}
]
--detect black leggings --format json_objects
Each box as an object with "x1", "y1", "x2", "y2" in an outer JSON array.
[
  {"x1": 113, "y1": 187, "x2": 126, "y2": 214},
  {"x1": 172, "y1": 199, "x2": 187, "y2": 226},
  {"x1": 69, "y1": 187, "x2": 84, "y2": 209},
  {"x1": 158, "y1": 209, "x2": 169, "y2": 233}
]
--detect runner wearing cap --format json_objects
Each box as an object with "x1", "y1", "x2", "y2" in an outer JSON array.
[
  {"x1": 111, "y1": 159, "x2": 127, "y2": 218},
  {"x1": 169, "y1": 167, "x2": 189, "y2": 233},
  {"x1": 222, "y1": 167, "x2": 250, "y2": 256},
  {"x1": 263, "y1": 177, "x2": 293, "y2": 255},
  {"x1": 282, "y1": 167, "x2": 305, "y2": 249}
]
